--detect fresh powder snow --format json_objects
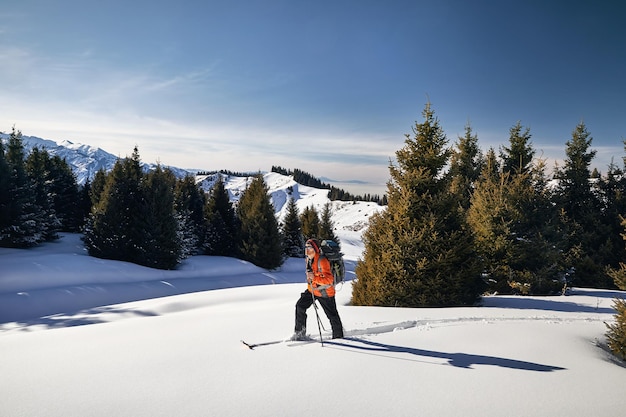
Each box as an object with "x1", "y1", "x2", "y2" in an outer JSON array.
[{"x1": 1, "y1": 178, "x2": 625, "y2": 417}]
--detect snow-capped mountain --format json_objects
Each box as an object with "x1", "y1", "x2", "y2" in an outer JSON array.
[
  {"x1": 1, "y1": 133, "x2": 385, "y2": 236},
  {"x1": 0, "y1": 133, "x2": 191, "y2": 185}
]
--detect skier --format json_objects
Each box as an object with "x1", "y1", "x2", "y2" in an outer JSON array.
[{"x1": 292, "y1": 238, "x2": 344, "y2": 340}]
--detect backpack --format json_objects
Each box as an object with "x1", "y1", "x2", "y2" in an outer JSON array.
[{"x1": 318, "y1": 239, "x2": 345, "y2": 286}]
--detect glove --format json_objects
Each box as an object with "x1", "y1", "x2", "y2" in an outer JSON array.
[{"x1": 306, "y1": 272, "x2": 314, "y2": 284}]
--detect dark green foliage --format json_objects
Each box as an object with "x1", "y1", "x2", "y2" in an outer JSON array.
[
  {"x1": 0, "y1": 139, "x2": 11, "y2": 236},
  {"x1": 608, "y1": 216, "x2": 626, "y2": 291},
  {"x1": 319, "y1": 203, "x2": 340, "y2": 248},
  {"x1": 500, "y1": 121, "x2": 535, "y2": 175},
  {"x1": 138, "y1": 165, "x2": 180, "y2": 269},
  {"x1": 237, "y1": 175, "x2": 282, "y2": 269},
  {"x1": 25, "y1": 147, "x2": 61, "y2": 241},
  {"x1": 175, "y1": 175, "x2": 207, "y2": 257},
  {"x1": 205, "y1": 175, "x2": 239, "y2": 257},
  {"x1": 26, "y1": 149, "x2": 83, "y2": 233},
  {"x1": 281, "y1": 197, "x2": 304, "y2": 258},
  {"x1": 84, "y1": 148, "x2": 144, "y2": 263},
  {"x1": 84, "y1": 148, "x2": 185, "y2": 269},
  {"x1": 553, "y1": 123, "x2": 611, "y2": 288},
  {"x1": 300, "y1": 205, "x2": 320, "y2": 240},
  {"x1": 89, "y1": 168, "x2": 107, "y2": 207},
  {"x1": 0, "y1": 128, "x2": 46, "y2": 247},
  {"x1": 352, "y1": 103, "x2": 484, "y2": 307},
  {"x1": 49, "y1": 154, "x2": 83, "y2": 231}
]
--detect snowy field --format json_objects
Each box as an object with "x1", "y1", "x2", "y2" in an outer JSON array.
[{"x1": 1, "y1": 232, "x2": 625, "y2": 417}]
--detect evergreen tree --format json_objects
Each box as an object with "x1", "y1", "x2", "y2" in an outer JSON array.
[
  {"x1": 25, "y1": 147, "x2": 60, "y2": 241},
  {"x1": 319, "y1": 202, "x2": 340, "y2": 248},
  {"x1": 236, "y1": 174, "x2": 282, "y2": 269},
  {"x1": 482, "y1": 147, "x2": 500, "y2": 181},
  {"x1": 1, "y1": 128, "x2": 44, "y2": 247},
  {"x1": 281, "y1": 197, "x2": 304, "y2": 258},
  {"x1": 138, "y1": 165, "x2": 180, "y2": 269},
  {"x1": 84, "y1": 148, "x2": 144, "y2": 262},
  {"x1": 48, "y1": 155, "x2": 83, "y2": 231},
  {"x1": 596, "y1": 146, "x2": 626, "y2": 276},
  {"x1": 468, "y1": 152, "x2": 564, "y2": 294},
  {"x1": 449, "y1": 123, "x2": 484, "y2": 210},
  {"x1": 500, "y1": 121, "x2": 535, "y2": 175},
  {"x1": 0, "y1": 140, "x2": 11, "y2": 238},
  {"x1": 553, "y1": 122, "x2": 609, "y2": 288},
  {"x1": 205, "y1": 175, "x2": 239, "y2": 257},
  {"x1": 606, "y1": 216, "x2": 626, "y2": 360},
  {"x1": 78, "y1": 180, "x2": 93, "y2": 228},
  {"x1": 608, "y1": 216, "x2": 626, "y2": 291},
  {"x1": 300, "y1": 205, "x2": 320, "y2": 240},
  {"x1": 352, "y1": 103, "x2": 483, "y2": 307},
  {"x1": 174, "y1": 175, "x2": 207, "y2": 257},
  {"x1": 89, "y1": 168, "x2": 107, "y2": 207}
]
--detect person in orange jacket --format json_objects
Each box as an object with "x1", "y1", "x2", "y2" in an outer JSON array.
[{"x1": 292, "y1": 238, "x2": 343, "y2": 340}]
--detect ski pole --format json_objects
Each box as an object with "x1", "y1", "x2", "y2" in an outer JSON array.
[
  {"x1": 306, "y1": 257, "x2": 324, "y2": 346},
  {"x1": 310, "y1": 286, "x2": 324, "y2": 347}
]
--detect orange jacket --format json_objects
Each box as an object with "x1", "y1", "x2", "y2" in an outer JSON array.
[{"x1": 307, "y1": 253, "x2": 336, "y2": 298}]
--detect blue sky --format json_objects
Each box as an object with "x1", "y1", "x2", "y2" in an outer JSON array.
[{"x1": 1, "y1": 0, "x2": 625, "y2": 195}]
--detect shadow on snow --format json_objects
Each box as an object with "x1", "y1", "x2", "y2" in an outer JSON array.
[{"x1": 327, "y1": 337, "x2": 566, "y2": 372}]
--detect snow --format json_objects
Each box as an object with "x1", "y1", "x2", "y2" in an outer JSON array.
[{"x1": 1, "y1": 231, "x2": 625, "y2": 417}]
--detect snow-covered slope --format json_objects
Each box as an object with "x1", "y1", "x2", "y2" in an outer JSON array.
[{"x1": 1, "y1": 234, "x2": 624, "y2": 417}]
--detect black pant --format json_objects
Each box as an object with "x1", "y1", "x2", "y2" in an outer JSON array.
[{"x1": 295, "y1": 290, "x2": 343, "y2": 339}]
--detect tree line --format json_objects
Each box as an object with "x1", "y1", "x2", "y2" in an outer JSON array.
[
  {"x1": 271, "y1": 166, "x2": 387, "y2": 205},
  {"x1": 353, "y1": 103, "x2": 626, "y2": 309},
  {"x1": 0, "y1": 129, "x2": 339, "y2": 270}
]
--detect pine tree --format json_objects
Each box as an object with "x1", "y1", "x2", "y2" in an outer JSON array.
[
  {"x1": 468, "y1": 148, "x2": 564, "y2": 295},
  {"x1": 48, "y1": 155, "x2": 82, "y2": 231},
  {"x1": 449, "y1": 123, "x2": 484, "y2": 210},
  {"x1": 500, "y1": 121, "x2": 535, "y2": 175},
  {"x1": 318, "y1": 202, "x2": 340, "y2": 248},
  {"x1": 205, "y1": 175, "x2": 239, "y2": 257},
  {"x1": 78, "y1": 180, "x2": 93, "y2": 228},
  {"x1": 138, "y1": 165, "x2": 180, "y2": 269},
  {"x1": 606, "y1": 216, "x2": 626, "y2": 361},
  {"x1": 89, "y1": 168, "x2": 107, "y2": 208},
  {"x1": 174, "y1": 175, "x2": 207, "y2": 257},
  {"x1": 25, "y1": 147, "x2": 60, "y2": 241},
  {"x1": 553, "y1": 122, "x2": 609, "y2": 288},
  {"x1": 605, "y1": 298, "x2": 626, "y2": 361},
  {"x1": 236, "y1": 174, "x2": 282, "y2": 269},
  {"x1": 352, "y1": 103, "x2": 483, "y2": 307},
  {"x1": 0, "y1": 139, "x2": 11, "y2": 238},
  {"x1": 282, "y1": 197, "x2": 304, "y2": 258},
  {"x1": 300, "y1": 205, "x2": 320, "y2": 240},
  {"x1": 84, "y1": 148, "x2": 144, "y2": 262},
  {"x1": 607, "y1": 216, "x2": 626, "y2": 291},
  {"x1": 596, "y1": 143, "x2": 626, "y2": 277},
  {"x1": 1, "y1": 128, "x2": 44, "y2": 247}
]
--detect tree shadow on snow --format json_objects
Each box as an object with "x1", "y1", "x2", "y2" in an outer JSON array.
[
  {"x1": 482, "y1": 296, "x2": 615, "y2": 314},
  {"x1": 326, "y1": 338, "x2": 566, "y2": 372},
  {"x1": 0, "y1": 306, "x2": 157, "y2": 332}
]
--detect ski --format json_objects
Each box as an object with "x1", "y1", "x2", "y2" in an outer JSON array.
[
  {"x1": 241, "y1": 337, "x2": 320, "y2": 350},
  {"x1": 240, "y1": 339, "x2": 284, "y2": 350}
]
